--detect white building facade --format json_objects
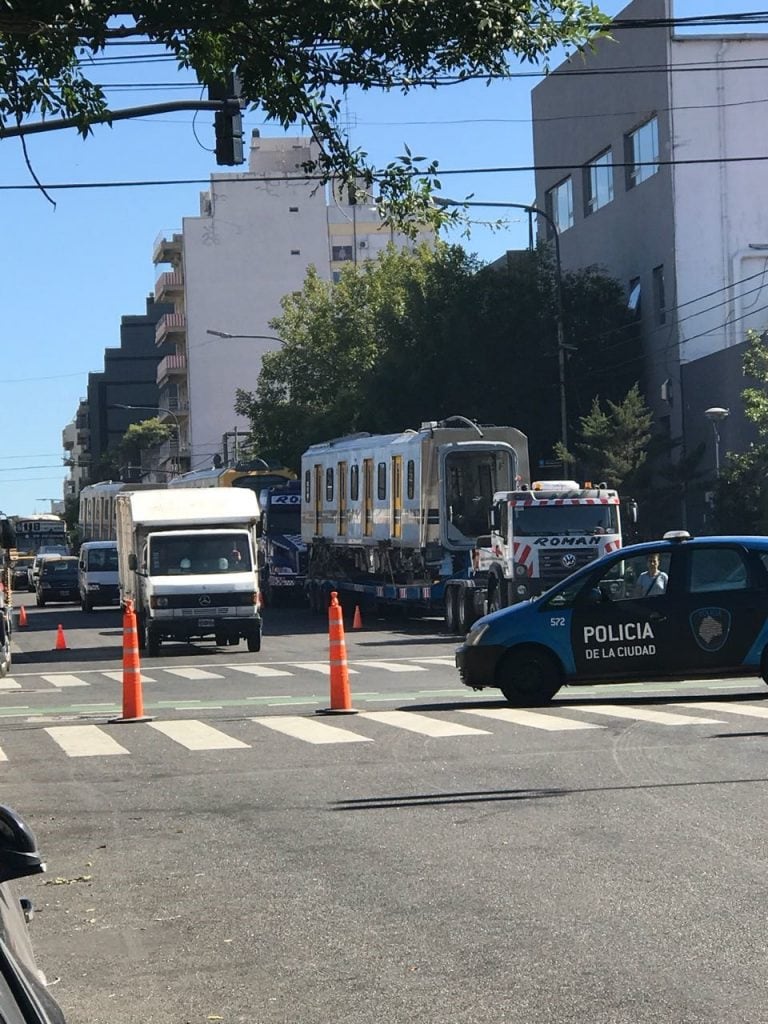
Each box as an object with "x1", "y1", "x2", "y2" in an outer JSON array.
[{"x1": 153, "y1": 134, "x2": 429, "y2": 475}]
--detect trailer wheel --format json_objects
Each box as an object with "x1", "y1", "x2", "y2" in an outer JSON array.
[
  {"x1": 444, "y1": 587, "x2": 459, "y2": 633},
  {"x1": 497, "y1": 648, "x2": 561, "y2": 706},
  {"x1": 456, "y1": 590, "x2": 476, "y2": 634},
  {"x1": 487, "y1": 575, "x2": 507, "y2": 614}
]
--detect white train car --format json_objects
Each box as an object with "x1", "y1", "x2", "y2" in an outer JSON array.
[
  {"x1": 78, "y1": 482, "x2": 166, "y2": 542},
  {"x1": 300, "y1": 417, "x2": 529, "y2": 611}
]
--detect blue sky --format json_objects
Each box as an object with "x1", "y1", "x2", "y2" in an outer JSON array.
[{"x1": 0, "y1": 0, "x2": 764, "y2": 515}]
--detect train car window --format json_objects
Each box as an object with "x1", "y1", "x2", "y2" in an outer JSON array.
[
  {"x1": 325, "y1": 467, "x2": 334, "y2": 501},
  {"x1": 304, "y1": 469, "x2": 311, "y2": 503},
  {"x1": 350, "y1": 465, "x2": 359, "y2": 502},
  {"x1": 407, "y1": 459, "x2": 415, "y2": 500},
  {"x1": 377, "y1": 462, "x2": 387, "y2": 500}
]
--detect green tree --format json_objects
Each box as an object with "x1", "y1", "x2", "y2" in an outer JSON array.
[
  {"x1": 716, "y1": 331, "x2": 768, "y2": 532},
  {"x1": 119, "y1": 418, "x2": 173, "y2": 480},
  {"x1": 1, "y1": 1, "x2": 607, "y2": 229},
  {"x1": 235, "y1": 243, "x2": 639, "y2": 472},
  {"x1": 556, "y1": 383, "x2": 653, "y2": 490}
]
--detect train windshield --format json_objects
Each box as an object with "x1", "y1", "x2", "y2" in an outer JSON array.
[{"x1": 444, "y1": 448, "x2": 516, "y2": 543}]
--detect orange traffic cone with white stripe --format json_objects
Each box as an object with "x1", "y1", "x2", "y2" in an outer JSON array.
[
  {"x1": 54, "y1": 624, "x2": 68, "y2": 651},
  {"x1": 352, "y1": 605, "x2": 363, "y2": 630},
  {"x1": 110, "y1": 600, "x2": 153, "y2": 724},
  {"x1": 17, "y1": 605, "x2": 27, "y2": 627},
  {"x1": 316, "y1": 591, "x2": 357, "y2": 715}
]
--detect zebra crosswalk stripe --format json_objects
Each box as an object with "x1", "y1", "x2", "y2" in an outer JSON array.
[
  {"x1": 672, "y1": 701, "x2": 768, "y2": 719},
  {"x1": 45, "y1": 725, "x2": 129, "y2": 757},
  {"x1": 573, "y1": 704, "x2": 724, "y2": 725},
  {"x1": 353, "y1": 661, "x2": 427, "y2": 673},
  {"x1": 0, "y1": 677, "x2": 21, "y2": 690},
  {"x1": 358, "y1": 710, "x2": 489, "y2": 737},
  {"x1": 163, "y1": 667, "x2": 225, "y2": 681},
  {"x1": 251, "y1": 715, "x2": 371, "y2": 744},
  {"x1": 459, "y1": 707, "x2": 604, "y2": 731},
  {"x1": 149, "y1": 720, "x2": 249, "y2": 750},
  {"x1": 41, "y1": 674, "x2": 89, "y2": 689},
  {"x1": 102, "y1": 670, "x2": 156, "y2": 684},
  {"x1": 291, "y1": 662, "x2": 359, "y2": 676},
  {"x1": 229, "y1": 665, "x2": 293, "y2": 678}
]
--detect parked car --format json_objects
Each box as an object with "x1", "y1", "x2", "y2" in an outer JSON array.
[
  {"x1": 10, "y1": 557, "x2": 34, "y2": 590},
  {"x1": 456, "y1": 532, "x2": 768, "y2": 705},
  {"x1": 35, "y1": 556, "x2": 79, "y2": 607},
  {"x1": 0, "y1": 804, "x2": 68, "y2": 1022}
]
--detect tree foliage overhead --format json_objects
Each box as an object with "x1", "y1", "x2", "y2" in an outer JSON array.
[
  {"x1": 234, "y1": 242, "x2": 638, "y2": 472},
  {"x1": 1, "y1": 0, "x2": 608, "y2": 226}
]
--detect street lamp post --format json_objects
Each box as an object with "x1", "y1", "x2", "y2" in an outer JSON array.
[
  {"x1": 704, "y1": 407, "x2": 729, "y2": 477},
  {"x1": 111, "y1": 403, "x2": 183, "y2": 476},
  {"x1": 434, "y1": 197, "x2": 569, "y2": 451}
]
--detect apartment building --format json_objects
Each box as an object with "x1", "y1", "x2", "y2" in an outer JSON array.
[
  {"x1": 152, "y1": 133, "x2": 430, "y2": 476},
  {"x1": 531, "y1": 0, "x2": 768, "y2": 525}
]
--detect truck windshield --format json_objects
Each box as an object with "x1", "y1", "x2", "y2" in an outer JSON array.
[
  {"x1": 265, "y1": 507, "x2": 301, "y2": 536},
  {"x1": 512, "y1": 504, "x2": 619, "y2": 537},
  {"x1": 148, "y1": 534, "x2": 252, "y2": 576}
]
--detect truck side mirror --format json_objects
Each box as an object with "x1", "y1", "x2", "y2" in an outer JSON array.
[{"x1": 128, "y1": 553, "x2": 138, "y2": 571}]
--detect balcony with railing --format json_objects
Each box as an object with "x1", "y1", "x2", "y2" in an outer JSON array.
[
  {"x1": 154, "y1": 270, "x2": 184, "y2": 303},
  {"x1": 156, "y1": 353, "x2": 187, "y2": 387},
  {"x1": 155, "y1": 312, "x2": 186, "y2": 346},
  {"x1": 153, "y1": 230, "x2": 183, "y2": 265}
]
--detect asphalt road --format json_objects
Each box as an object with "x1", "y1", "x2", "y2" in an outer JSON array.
[{"x1": 3, "y1": 595, "x2": 768, "y2": 1024}]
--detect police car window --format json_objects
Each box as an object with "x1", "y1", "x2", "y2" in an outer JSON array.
[
  {"x1": 594, "y1": 551, "x2": 671, "y2": 602},
  {"x1": 689, "y1": 548, "x2": 748, "y2": 593}
]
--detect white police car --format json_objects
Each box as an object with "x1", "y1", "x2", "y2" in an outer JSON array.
[{"x1": 455, "y1": 533, "x2": 768, "y2": 705}]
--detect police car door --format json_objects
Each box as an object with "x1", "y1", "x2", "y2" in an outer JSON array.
[
  {"x1": 674, "y1": 543, "x2": 768, "y2": 673},
  {"x1": 570, "y1": 548, "x2": 678, "y2": 680}
]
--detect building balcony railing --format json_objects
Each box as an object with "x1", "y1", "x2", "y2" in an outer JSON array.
[
  {"x1": 155, "y1": 312, "x2": 186, "y2": 346},
  {"x1": 157, "y1": 354, "x2": 187, "y2": 387},
  {"x1": 157, "y1": 397, "x2": 190, "y2": 421},
  {"x1": 154, "y1": 270, "x2": 184, "y2": 303},
  {"x1": 153, "y1": 230, "x2": 183, "y2": 265}
]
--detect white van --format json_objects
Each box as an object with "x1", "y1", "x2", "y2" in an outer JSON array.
[{"x1": 78, "y1": 540, "x2": 120, "y2": 612}]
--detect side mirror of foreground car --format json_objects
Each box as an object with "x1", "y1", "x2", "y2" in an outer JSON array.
[{"x1": 0, "y1": 806, "x2": 45, "y2": 884}]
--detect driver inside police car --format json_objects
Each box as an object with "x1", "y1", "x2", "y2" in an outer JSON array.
[{"x1": 634, "y1": 553, "x2": 668, "y2": 597}]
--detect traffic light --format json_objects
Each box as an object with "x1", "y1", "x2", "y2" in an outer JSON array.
[{"x1": 208, "y1": 73, "x2": 244, "y2": 166}]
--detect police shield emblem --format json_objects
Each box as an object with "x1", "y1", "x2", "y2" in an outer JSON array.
[{"x1": 690, "y1": 607, "x2": 731, "y2": 652}]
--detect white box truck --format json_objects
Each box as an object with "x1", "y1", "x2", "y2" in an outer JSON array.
[{"x1": 116, "y1": 488, "x2": 262, "y2": 656}]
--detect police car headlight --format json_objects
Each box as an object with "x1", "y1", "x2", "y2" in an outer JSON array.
[
  {"x1": 466, "y1": 624, "x2": 490, "y2": 647},
  {"x1": 515, "y1": 563, "x2": 527, "y2": 578},
  {"x1": 515, "y1": 583, "x2": 529, "y2": 597}
]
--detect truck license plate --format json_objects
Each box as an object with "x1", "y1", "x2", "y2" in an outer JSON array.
[{"x1": 198, "y1": 618, "x2": 214, "y2": 628}]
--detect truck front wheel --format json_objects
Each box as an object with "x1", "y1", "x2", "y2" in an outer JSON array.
[
  {"x1": 497, "y1": 648, "x2": 561, "y2": 706},
  {"x1": 444, "y1": 587, "x2": 459, "y2": 633},
  {"x1": 246, "y1": 622, "x2": 262, "y2": 653},
  {"x1": 144, "y1": 620, "x2": 161, "y2": 657}
]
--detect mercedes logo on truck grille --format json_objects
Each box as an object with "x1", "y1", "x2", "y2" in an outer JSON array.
[{"x1": 198, "y1": 594, "x2": 212, "y2": 606}]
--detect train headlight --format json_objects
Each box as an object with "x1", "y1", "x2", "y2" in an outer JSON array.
[{"x1": 514, "y1": 563, "x2": 528, "y2": 578}]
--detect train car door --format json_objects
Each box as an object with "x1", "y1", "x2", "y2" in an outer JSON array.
[
  {"x1": 337, "y1": 461, "x2": 347, "y2": 536},
  {"x1": 313, "y1": 465, "x2": 323, "y2": 536},
  {"x1": 391, "y1": 455, "x2": 403, "y2": 538},
  {"x1": 363, "y1": 459, "x2": 374, "y2": 537}
]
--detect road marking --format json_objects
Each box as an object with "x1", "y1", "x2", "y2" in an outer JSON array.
[
  {"x1": 101, "y1": 670, "x2": 156, "y2": 683},
  {"x1": 45, "y1": 725, "x2": 129, "y2": 757},
  {"x1": 162, "y1": 667, "x2": 225, "y2": 681},
  {"x1": 0, "y1": 746, "x2": 7, "y2": 761},
  {"x1": 459, "y1": 707, "x2": 604, "y2": 731},
  {"x1": 673, "y1": 701, "x2": 768, "y2": 720},
  {"x1": 229, "y1": 665, "x2": 293, "y2": 678},
  {"x1": 251, "y1": 716, "x2": 372, "y2": 744},
  {"x1": 353, "y1": 661, "x2": 427, "y2": 673},
  {"x1": 149, "y1": 720, "x2": 249, "y2": 750},
  {"x1": 291, "y1": 662, "x2": 359, "y2": 676},
  {"x1": 412, "y1": 657, "x2": 457, "y2": 667},
  {"x1": 41, "y1": 674, "x2": 89, "y2": 688},
  {"x1": 358, "y1": 710, "x2": 489, "y2": 737},
  {"x1": 0, "y1": 678, "x2": 21, "y2": 690},
  {"x1": 574, "y1": 704, "x2": 724, "y2": 725}
]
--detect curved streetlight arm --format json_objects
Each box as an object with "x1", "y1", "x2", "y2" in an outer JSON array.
[
  {"x1": 434, "y1": 197, "x2": 568, "y2": 450},
  {"x1": 206, "y1": 330, "x2": 286, "y2": 344}
]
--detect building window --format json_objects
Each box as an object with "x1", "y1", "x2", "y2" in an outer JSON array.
[
  {"x1": 652, "y1": 265, "x2": 666, "y2": 325},
  {"x1": 545, "y1": 177, "x2": 574, "y2": 236},
  {"x1": 325, "y1": 468, "x2": 334, "y2": 501},
  {"x1": 628, "y1": 277, "x2": 642, "y2": 317},
  {"x1": 583, "y1": 149, "x2": 613, "y2": 216},
  {"x1": 332, "y1": 245, "x2": 354, "y2": 261},
  {"x1": 331, "y1": 271, "x2": 342, "y2": 285},
  {"x1": 625, "y1": 116, "x2": 659, "y2": 189},
  {"x1": 290, "y1": 249, "x2": 301, "y2": 255},
  {"x1": 377, "y1": 462, "x2": 387, "y2": 500}
]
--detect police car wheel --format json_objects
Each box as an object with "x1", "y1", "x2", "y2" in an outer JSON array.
[{"x1": 497, "y1": 649, "x2": 561, "y2": 706}]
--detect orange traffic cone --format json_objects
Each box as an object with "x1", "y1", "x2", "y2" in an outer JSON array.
[
  {"x1": 316, "y1": 591, "x2": 356, "y2": 715},
  {"x1": 110, "y1": 600, "x2": 152, "y2": 724},
  {"x1": 352, "y1": 605, "x2": 363, "y2": 630},
  {"x1": 17, "y1": 605, "x2": 27, "y2": 627},
  {"x1": 54, "y1": 624, "x2": 67, "y2": 651}
]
